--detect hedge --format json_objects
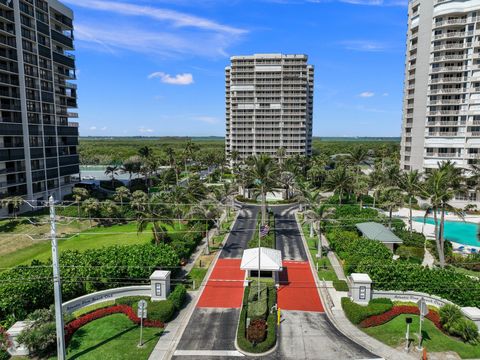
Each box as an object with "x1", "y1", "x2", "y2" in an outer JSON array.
[
  {"x1": 0, "y1": 244, "x2": 179, "y2": 322},
  {"x1": 333, "y1": 280, "x2": 349, "y2": 292},
  {"x1": 237, "y1": 285, "x2": 277, "y2": 353},
  {"x1": 341, "y1": 297, "x2": 393, "y2": 325},
  {"x1": 168, "y1": 285, "x2": 187, "y2": 311},
  {"x1": 132, "y1": 300, "x2": 175, "y2": 323}
]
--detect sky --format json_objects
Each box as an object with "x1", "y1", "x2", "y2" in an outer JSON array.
[{"x1": 64, "y1": 0, "x2": 409, "y2": 137}]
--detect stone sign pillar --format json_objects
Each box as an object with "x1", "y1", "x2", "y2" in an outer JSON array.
[
  {"x1": 150, "y1": 270, "x2": 171, "y2": 301},
  {"x1": 348, "y1": 273, "x2": 372, "y2": 305},
  {"x1": 7, "y1": 321, "x2": 30, "y2": 356}
]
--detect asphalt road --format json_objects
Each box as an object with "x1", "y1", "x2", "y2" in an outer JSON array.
[
  {"x1": 220, "y1": 205, "x2": 259, "y2": 259},
  {"x1": 272, "y1": 205, "x2": 308, "y2": 261}
]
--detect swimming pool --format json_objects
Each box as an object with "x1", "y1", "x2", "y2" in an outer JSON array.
[{"x1": 412, "y1": 217, "x2": 480, "y2": 247}]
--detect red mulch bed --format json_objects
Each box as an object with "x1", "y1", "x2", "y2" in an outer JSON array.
[
  {"x1": 65, "y1": 304, "x2": 164, "y2": 343},
  {"x1": 360, "y1": 305, "x2": 442, "y2": 330}
]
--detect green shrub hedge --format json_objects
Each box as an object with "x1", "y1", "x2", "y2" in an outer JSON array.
[
  {"x1": 440, "y1": 304, "x2": 479, "y2": 344},
  {"x1": 237, "y1": 285, "x2": 277, "y2": 353},
  {"x1": 395, "y1": 245, "x2": 425, "y2": 262},
  {"x1": 168, "y1": 285, "x2": 187, "y2": 311},
  {"x1": 132, "y1": 299, "x2": 175, "y2": 323},
  {"x1": 341, "y1": 297, "x2": 393, "y2": 325},
  {"x1": 333, "y1": 280, "x2": 349, "y2": 292}
]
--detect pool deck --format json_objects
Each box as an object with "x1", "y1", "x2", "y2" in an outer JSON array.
[{"x1": 393, "y1": 208, "x2": 480, "y2": 252}]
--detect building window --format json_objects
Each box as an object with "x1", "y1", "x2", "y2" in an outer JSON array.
[
  {"x1": 155, "y1": 283, "x2": 162, "y2": 297},
  {"x1": 359, "y1": 286, "x2": 366, "y2": 300}
]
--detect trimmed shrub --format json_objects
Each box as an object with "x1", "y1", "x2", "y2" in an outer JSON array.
[
  {"x1": 439, "y1": 304, "x2": 462, "y2": 332},
  {"x1": 394, "y1": 230, "x2": 425, "y2": 248},
  {"x1": 341, "y1": 297, "x2": 393, "y2": 325},
  {"x1": 333, "y1": 280, "x2": 349, "y2": 292},
  {"x1": 168, "y1": 285, "x2": 187, "y2": 311},
  {"x1": 450, "y1": 318, "x2": 480, "y2": 344},
  {"x1": 115, "y1": 296, "x2": 149, "y2": 307},
  {"x1": 133, "y1": 300, "x2": 175, "y2": 323},
  {"x1": 395, "y1": 245, "x2": 425, "y2": 263}
]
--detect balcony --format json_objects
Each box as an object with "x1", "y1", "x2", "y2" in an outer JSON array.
[
  {"x1": 433, "y1": 32, "x2": 470, "y2": 40},
  {"x1": 428, "y1": 99, "x2": 465, "y2": 105},
  {"x1": 429, "y1": 77, "x2": 468, "y2": 84},
  {"x1": 433, "y1": 18, "x2": 467, "y2": 27},
  {"x1": 51, "y1": 29, "x2": 73, "y2": 49},
  {"x1": 468, "y1": 132, "x2": 480, "y2": 137},
  {"x1": 431, "y1": 66, "x2": 467, "y2": 73}
]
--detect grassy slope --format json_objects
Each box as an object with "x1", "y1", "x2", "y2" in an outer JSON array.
[
  {"x1": 51, "y1": 314, "x2": 162, "y2": 360},
  {"x1": 362, "y1": 314, "x2": 480, "y2": 359},
  {"x1": 0, "y1": 222, "x2": 153, "y2": 269}
]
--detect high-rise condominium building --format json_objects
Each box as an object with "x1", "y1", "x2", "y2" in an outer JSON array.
[
  {"x1": 225, "y1": 54, "x2": 314, "y2": 162},
  {"x1": 0, "y1": 0, "x2": 79, "y2": 214}
]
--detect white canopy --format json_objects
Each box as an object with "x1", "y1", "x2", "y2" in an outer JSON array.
[{"x1": 240, "y1": 247, "x2": 283, "y2": 272}]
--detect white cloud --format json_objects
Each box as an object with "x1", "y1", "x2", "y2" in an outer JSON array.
[
  {"x1": 359, "y1": 91, "x2": 375, "y2": 98},
  {"x1": 100, "y1": 126, "x2": 108, "y2": 131},
  {"x1": 89, "y1": 126, "x2": 97, "y2": 130},
  {"x1": 139, "y1": 127, "x2": 154, "y2": 133},
  {"x1": 383, "y1": 92, "x2": 389, "y2": 96},
  {"x1": 340, "y1": 40, "x2": 390, "y2": 52},
  {"x1": 192, "y1": 116, "x2": 219, "y2": 124},
  {"x1": 63, "y1": 0, "x2": 246, "y2": 35},
  {"x1": 148, "y1": 72, "x2": 194, "y2": 85}
]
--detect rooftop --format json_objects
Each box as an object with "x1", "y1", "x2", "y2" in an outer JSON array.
[
  {"x1": 240, "y1": 247, "x2": 283, "y2": 272},
  {"x1": 355, "y1": 222, "x2": 403, "y2": 244}
]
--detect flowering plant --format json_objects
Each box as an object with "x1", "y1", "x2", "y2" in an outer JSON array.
[
  {"x1": 360, "y1": 305, "x2": 442, "y2": 330},
  {"x1": 64, "y1": 305, "x2": 164, "y2": 343}
]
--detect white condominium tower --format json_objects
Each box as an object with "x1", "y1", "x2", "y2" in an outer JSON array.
[
  {"x1": 401, "y1": 0, "x2": 480, "y2": 182},
  {"x1": 0, "y1": 0, "x2": 79, "y2": 215},
  {"x1": 225, "y1": 54, "x2": 314, "y2": 162}
]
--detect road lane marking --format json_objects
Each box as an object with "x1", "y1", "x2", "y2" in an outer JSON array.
[{"x1": 174, "y1": 350, "x2": 244, "y2": 357}]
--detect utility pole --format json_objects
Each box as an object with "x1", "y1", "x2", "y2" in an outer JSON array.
[
  {"x1": 258, "y1": 224, "x2": 261, "y2": 299},
  {"x1": 49, "y1": 196, "x2": 66, "y2": 360}
]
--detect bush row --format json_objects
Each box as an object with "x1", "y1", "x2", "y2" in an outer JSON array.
[
  {"x1": 64, "y1": 304, "x2": 164, "y2": 343},
  {"x1": 341, "y1": 297, "x2": 393, "y2": 325},
  {"x1": 0, "y1": 244, "x2": 180, "y2": 322},
  {"x1": 359, "y1": 305, "x2": 441, "y2": 329},
  {"x1": 332, "y1": 280, "x2": 349, "y2": 292}
]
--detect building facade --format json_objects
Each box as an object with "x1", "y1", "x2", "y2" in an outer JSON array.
[
  {"x1": 225, "y1": 54, "x2": 314, "y2": 162},
  {"x1": 0, "y1": 0, "x2": 79, "y2": 214}
]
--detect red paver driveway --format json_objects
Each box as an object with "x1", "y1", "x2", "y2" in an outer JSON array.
[
  {"x1": 277, "y1": 261, "x2": 324, "y2": 312},
  {"x1": 196, "y1": 259, "x2": 245, "y2": 308}
]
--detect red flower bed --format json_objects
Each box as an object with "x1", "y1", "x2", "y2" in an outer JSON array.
[
  {"x1": 360, "y1": 305, "x2": 442, "y2": 330},
  {"x1": 64, "y1": 305, "x2": 164, "y2": 343}
]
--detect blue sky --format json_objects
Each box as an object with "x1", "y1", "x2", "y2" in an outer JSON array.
[{"x1": 64, "y1": 0, "x2": 409, "y2": 137}]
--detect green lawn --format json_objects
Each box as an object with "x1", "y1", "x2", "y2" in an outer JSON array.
[
  {"x1": 50, "y1": 314, "x2": 162, "y2": 360},
  {"x1": 363, "y1": 314, "x2": 480, "y2": 359},
  {"x1": 302, "y1": 224, "x2": 338, "y2": 282},
  {"x1": 187, "y1": 267, "x2": 208, "y2": 290},
  {"x1": 0, "y1": 222, "x2": 153, "y2": 269}
]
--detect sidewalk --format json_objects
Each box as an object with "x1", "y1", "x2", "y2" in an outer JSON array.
[{"x1": 147, "y1": 292, "x2": 198, "y2": 360}]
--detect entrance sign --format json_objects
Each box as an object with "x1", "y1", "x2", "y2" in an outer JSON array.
[
  {"x1": 416, "y1": 297, "x2": 428, "y2": 351},
  {"x1": 137, "y1": 300, "x2": 148, "y2": 347}
]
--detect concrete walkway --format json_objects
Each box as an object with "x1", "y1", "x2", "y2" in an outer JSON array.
[{"x1": 422, "y1": 248, "x2": 435, "y2": 269}]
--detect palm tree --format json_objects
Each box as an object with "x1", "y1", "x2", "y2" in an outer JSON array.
[
  {"x1": 82, "y1": 198, "x2": 100, "y2": 226},
  {"x1": 183, "y1": 140, "x2": 196, "y2": 181},
  {"x1": 246, "y1": 155, "x2": 279, "y2": 225},
  {"x1": 276, "y1": 147, "x2": 286, "y2": 168},
  {"x1": 379, "y1": 187, "x2": 404, "y2": 229},
  {"x1": 165, "y1": 147, "x2": 179, "y2": 185},
  {"x1": 368, "y1": 166, "x2": 385, "y2": 208},
  {"x1": 114, "y1": 186, "x2": 131, "y2": 209},
  {"x1": 2, "y1": 196, "x2": 23, "y2": 219},
  {"x1": 72, "y1": 187, "x2": 89, "y2": 217},
  {"x1": 188, "y1": 200, "x2": 222, "y2": 255},
  {"x1": 304, "y1": 204, "x2": 334, "y2": 259},
  {"x1": 348, "y1": 146, "x2": 369, "y2": 187},
  {"x1": 104, "y1": 165, "x2": 119, "y2": 187},
  {"x1": 280, "y1": 171, "x2": 296, "y2": 200},
  {"x1": 293, "y1": 180, "x2": 319, "y2": 214},
  {"x1": 121, "y1": 155, "x2": 142, "y2": 187},
  {"x1": 214, "y1": 182, "x2": 237, "y2": 220},
  {"x1": 137, "y1": 194, "x2": 173, "y2": 245},
  {"x1": 398, "y1": 170, "x2": 421, "y2": 233},
  {"x1": 102, "y1": 200, "x2": 119, "y2": 222},
  {"x1": 353, "y1": 176, "x2": 369, "y2": 209},
  {"x1": 131, "y1": 190, "x2": 148, "y2": 213},
  {"x1": 417, "y1": 161, "x2": 464, "y2": 268},
  {"x1": 138, "y1": 146, "x2": 152, "y2": 159},
  {"x1": 324, "y1": 166, "x2": 354, "y2": 205}
]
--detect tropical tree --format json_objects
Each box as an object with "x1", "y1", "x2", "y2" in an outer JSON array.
[
  {"x1": 379, "y1": 187, "x2": 404, "y2": 229},
  {"x1": 114, "y1": 186, "x2": 131, "y2": 210},
  {"x1": 104, "y1": 165, "x2": 119, "y2": 187},
  {"x1": 398, "y1": 170, "x2": 422, "y2": 233},
  {"x1": 131, "y1": 190, "x2": 148, "y2": 213},
  {"x1": 72, "y1": 187, "x2": 89, "y2": 217},
  {"x1": 1, "y1": 196, "x2": 23, "y2": 219},
  {"x1": 137, "y1": 194, "x2": 173, "y2": 245},
  {"x1": 353, "y1": 176, "x2": 369, "y2": 209},
  {"x1": 82, "y1": 198, "x2": 100, "y2": 226},
  {"x1": 183, "y1": 140, "x2": 196, "y2": 181},
  {"x1": 165, "y1": 147, "x2": 179, "y2": 185},
  {"x1": 102, "y1": 200, "x2": 119, "y2": 222},
  {"x1": 280, "y1": 171, "x2": 296, "y2": 200},
  {"x1": 293, "y1": 180, "x2": 321, "y2": 215},
  {"x1": 138, "y1": 146, "x2": 153, "y2": 159},
  {"x1": 188, "y1": 200, "x2": 222, "y2": 255},
  {"x1": 276, "y1": 147, "x2": 286, "y2": 168},
  {"x1": 368, "y1": 165, "x2": 385, "y2": 208},
  {"x1": 246, "y1": 155, "x2": 279, "y2": 225},
  {"x1": 348, "y1": 146, "x2": 369, "y2": 188},
  {"x1": 121, "y1": 155, "x2": 142, "y2": 187},
  {"x1": 417, "y1": 161, "x2": 465, "y2": 267},
  {"x1": 324, "y1": 166, "x2": 354, "y2": 204},
  {"x1": 303, "y1": 204, "x2": 334, "y2": 259},
  {"x1": 214, "y1": 182, "x2": 236, "y2": 220}
]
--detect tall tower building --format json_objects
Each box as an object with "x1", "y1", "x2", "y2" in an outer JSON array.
[
  {"x1": 0, "y1": 0, "x2": 79, "y2": 214},
  {"x1": 225, "y1": 53, "x2": 314, "y2": 162}
]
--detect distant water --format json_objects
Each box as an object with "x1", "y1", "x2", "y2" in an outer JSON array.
[{"x1": 413, "y1": 217, "x2": 480, "y2": 247}]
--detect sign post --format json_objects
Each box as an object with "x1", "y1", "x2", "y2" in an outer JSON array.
[
  {"x1": 137, "y1": 300, "x2": 148, "y2": 347},
  {"x1": 416, "y1": 297, "x2": 429, "y2": 351},
  {"x1": 405, "y1": 317, "x2": 412, "y2": 352}
]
